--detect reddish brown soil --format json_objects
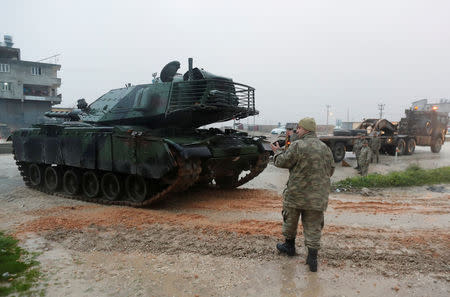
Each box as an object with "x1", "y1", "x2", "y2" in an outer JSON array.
[
  {"x1": 167, "y1": 188, "x2": 282, "y2": 211},
  {"x1": 17, "y1": 202, "x2": 450, "y2": 245}
]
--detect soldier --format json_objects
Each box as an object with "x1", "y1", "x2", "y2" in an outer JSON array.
[
  {"x1": 285, "y1": 123, "x2": 299, "y2": 148},
  {"x1": 353, "y1": 135, "x2": 364, "y2": 171},
  {"x1": 275, "y1": 123, "x2": 298, "y2": 149},
  {"x1": 370, "y1": 132, "x2": 381, "y2": 163},
  {"x1": 359, "y1": 140, "x2": 372, "y2": 176},
  {"x1": 270, "y1": 117, "x2": 335, "y2": 272}
]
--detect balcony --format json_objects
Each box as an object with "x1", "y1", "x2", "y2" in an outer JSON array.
[{"x1": 24, "y1": 94, "x2": 61, "y2": 104}]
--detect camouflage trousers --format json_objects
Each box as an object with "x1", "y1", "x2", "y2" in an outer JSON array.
[
  {"x1": 355, "y1": 151, "x2": 361, "y2": 168},
  {"x1": 371, "y1": 150, "x2": 379, "y2": 163},
  {"x1": 360, "y1": 164, "x2": 369, "y2": 176},
  {"x1": 359, "y1": 159, "x2": 370, "y2": 176},
  {"x1": 282, "y1": 206, "x2": 324, "y2": 250}
]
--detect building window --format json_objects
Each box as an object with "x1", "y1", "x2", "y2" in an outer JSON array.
[
  {"x1": 23, "y1": 84, "x2": 49, "y2": 96},
  {"x1": 0, "y1": 64, "x2": 10, "y2": 72},
  {"x1": 1, "y1": 82, "x2": 11, "y2": 91},
  {"x1": 31, "y1": 67, "x2": 42, "y2": 75}
]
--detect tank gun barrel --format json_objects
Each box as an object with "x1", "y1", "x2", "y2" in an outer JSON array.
[{"x1": 44, "y1": 110, "x2": 81, "y2": 121}]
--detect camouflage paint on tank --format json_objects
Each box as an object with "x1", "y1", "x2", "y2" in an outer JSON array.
[{"x1": 12, "y1": 59, "x2": 271, "y2": 205}]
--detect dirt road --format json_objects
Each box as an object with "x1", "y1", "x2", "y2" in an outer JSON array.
[{"x1": 0, "y1": 145, "x2": 449, "y2": 296}]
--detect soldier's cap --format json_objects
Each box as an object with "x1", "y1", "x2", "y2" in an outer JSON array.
[
  {"x1": 363, "y1": 139, "x2": 369, "y2": 145},
  {"x1": 298, "y1": 117, "x2": 316, "y2": 132}
]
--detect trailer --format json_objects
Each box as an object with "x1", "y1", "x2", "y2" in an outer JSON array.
[{"x1": 320, "y1": 109, "x2": 448, "y2": 162}]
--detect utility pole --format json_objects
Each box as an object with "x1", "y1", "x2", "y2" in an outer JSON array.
[
  {"x1": 346, "y1": 108, "x2": 349, "y2": 122},
  {"x1": 326, "y1": 105, "x2": 331, "y2": 126},
  {"x1": 378, "y1": 103, "x2": 385, "y2": 118}
]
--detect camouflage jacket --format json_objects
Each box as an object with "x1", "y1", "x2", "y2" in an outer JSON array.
[
  {"x1": 273, "y1": 132, "x2": 335, "y2": 211},
  {"x1": 353, "y1": 138, "x2": 363, "y2": 154},
  {"x1": 370, "y1": 137, "x2": 381, "y2": 151},
  {"x1": 359, "y1": 146, "x2": 372, "y2": 165}
]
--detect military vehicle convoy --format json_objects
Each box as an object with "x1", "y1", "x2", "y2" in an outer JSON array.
[
  {"x1": 12, "y1": 59, "x2": 271, "y2": 206},
  {"x1": 320, "y1": 108, "x2": 448, "y2": 162}
]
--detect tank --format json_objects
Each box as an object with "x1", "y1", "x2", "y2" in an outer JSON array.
[{"x1": 12, "y1": 59, "x2": 272, "y2": 206}]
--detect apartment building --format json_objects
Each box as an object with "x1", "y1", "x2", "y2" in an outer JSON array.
[{"x1": 0, "y1": 35, "x2": 61, "y2": 132}]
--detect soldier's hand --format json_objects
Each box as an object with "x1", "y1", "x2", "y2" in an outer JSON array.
[{"x1": 271, "y1": 141, "x2": 281, "y2": 153}]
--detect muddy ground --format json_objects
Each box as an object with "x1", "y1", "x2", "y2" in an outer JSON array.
[{"x1": 0, "y1": 144, "x2": 449, "y2": 296}]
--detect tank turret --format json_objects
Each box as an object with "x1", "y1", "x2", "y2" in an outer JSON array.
[{"x1": 73, "y1": 59, "x2": 257, "y2": 128}]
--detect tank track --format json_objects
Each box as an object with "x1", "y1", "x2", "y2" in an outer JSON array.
[
  {"x1": 14, "y1": 149, "x2": 268, "y2": 207},
  {"x1": 15, "y1": 153, "x2": 202, "y2": 207},
  {"x1": 234, "y1": 152, "x2": 270, "y2": 187}
]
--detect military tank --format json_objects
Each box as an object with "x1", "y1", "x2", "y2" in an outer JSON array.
[{"x1": 12, "y1": 59, "x2": 271, "y2": 206}]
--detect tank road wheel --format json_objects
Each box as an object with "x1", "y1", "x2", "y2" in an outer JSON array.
[
  {"x1": 405, "y1": 139, "x2": 416, "y2": 155},
  {"x1": 332, "y1": 142, "x2": 346, "y2": 162},
  {"x1": 430, "y1": 138, "x2": 442, "y2": 153},
  {"x1": 101, "y1": 173, "x2": 122, "y2": 201},
  {"x1": 63, "y1": 169, "x2": 81, "y2": 195},
  {"x1": 82, "y1": 171, "x2": 101, "y2": 198},
  {"x1": 29, "y1": 163, "x2": 43, "y2": 186},
  {"x1": 396, "y1": 139, "x2": 406, "y2": 156},
  {"x1": 44, "y1": 166, "x2": 61, "y2": 192},
  {"x1": 215, "y1": 174, "x2": 239, "y2": 189},
  {"x1": 125, "y1": 175, "x2": 148, "y2": 203}
]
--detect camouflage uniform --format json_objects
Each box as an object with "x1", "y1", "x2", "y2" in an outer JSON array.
[
  {"x1": 359, "y1": 144, "x2": 372, "y2": 176},
  {"x1": 370, "y1": 136, "x2": 381, "y2": 163},
  {"x1": 353, "y1": 138, "x2": 363, "y2": 169},
  {"x1": 274, "y1": 132, "x2": 335, "y2": 249}
]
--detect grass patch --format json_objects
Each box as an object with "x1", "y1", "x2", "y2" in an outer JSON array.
[
  {"x1": 334, "y1": 165, "x2": 450, "y2": 189},
  {"x1": 0, "y1": 231, "x2": 43, "y2": 296}
]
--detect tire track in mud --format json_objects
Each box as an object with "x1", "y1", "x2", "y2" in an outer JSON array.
[
  {"x1": 16, "y1": 202, "x2": 450, "y2": 278},
  {"x1": 331, "y1": 200, "x2": 450, "y2": 214},
  {"x1": 11, "y1": 187, "x2": 450, "y2": 279},
  {"x1": 39, "y1": 223, "x2": 449, "y2": 278}
]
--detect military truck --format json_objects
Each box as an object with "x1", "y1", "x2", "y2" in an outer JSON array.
[
  {"x1": 320, "y1": 108, "x2": 448, "y2": 162},
  {"x1": 12, "y1": 59, "x2": 271, "y2": 206}
]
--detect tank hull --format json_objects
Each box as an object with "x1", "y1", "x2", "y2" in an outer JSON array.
[{"x1": 12, "y1": 124, "x2": 270, "y2": 206}]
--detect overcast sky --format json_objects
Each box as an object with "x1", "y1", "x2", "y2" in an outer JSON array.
[{"x1": 2, "y1": 0, "x2": 450, "y2": 125}]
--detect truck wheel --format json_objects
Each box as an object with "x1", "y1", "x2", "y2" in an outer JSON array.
[
  {"x1": 405, "y1": 139, "x2": 416, "y2": 155},
  {"x1": 430, "y1": 138, "x2": 442, "y2": 153},
  {"x1": 396, "y1": 139, "x2": 406, "y2": 156},
  {"x1": 385, "y1": 145, "x2": 396, "y2": 156},
  {"x1": 332, "y1": 142, "x2": 346, "y2": 162}
]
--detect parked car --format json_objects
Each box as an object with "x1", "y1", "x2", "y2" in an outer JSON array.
[{"x1": 271, "y1": 126, "x2": 286, "y2": 135}]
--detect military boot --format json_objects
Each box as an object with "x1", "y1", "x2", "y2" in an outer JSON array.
[
  {"x1": 276, "y1": 238, "x2": 295, "y2": 256},
  {"x1": 306, "y1": 248, "x2": 318, "y2": 272}
]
